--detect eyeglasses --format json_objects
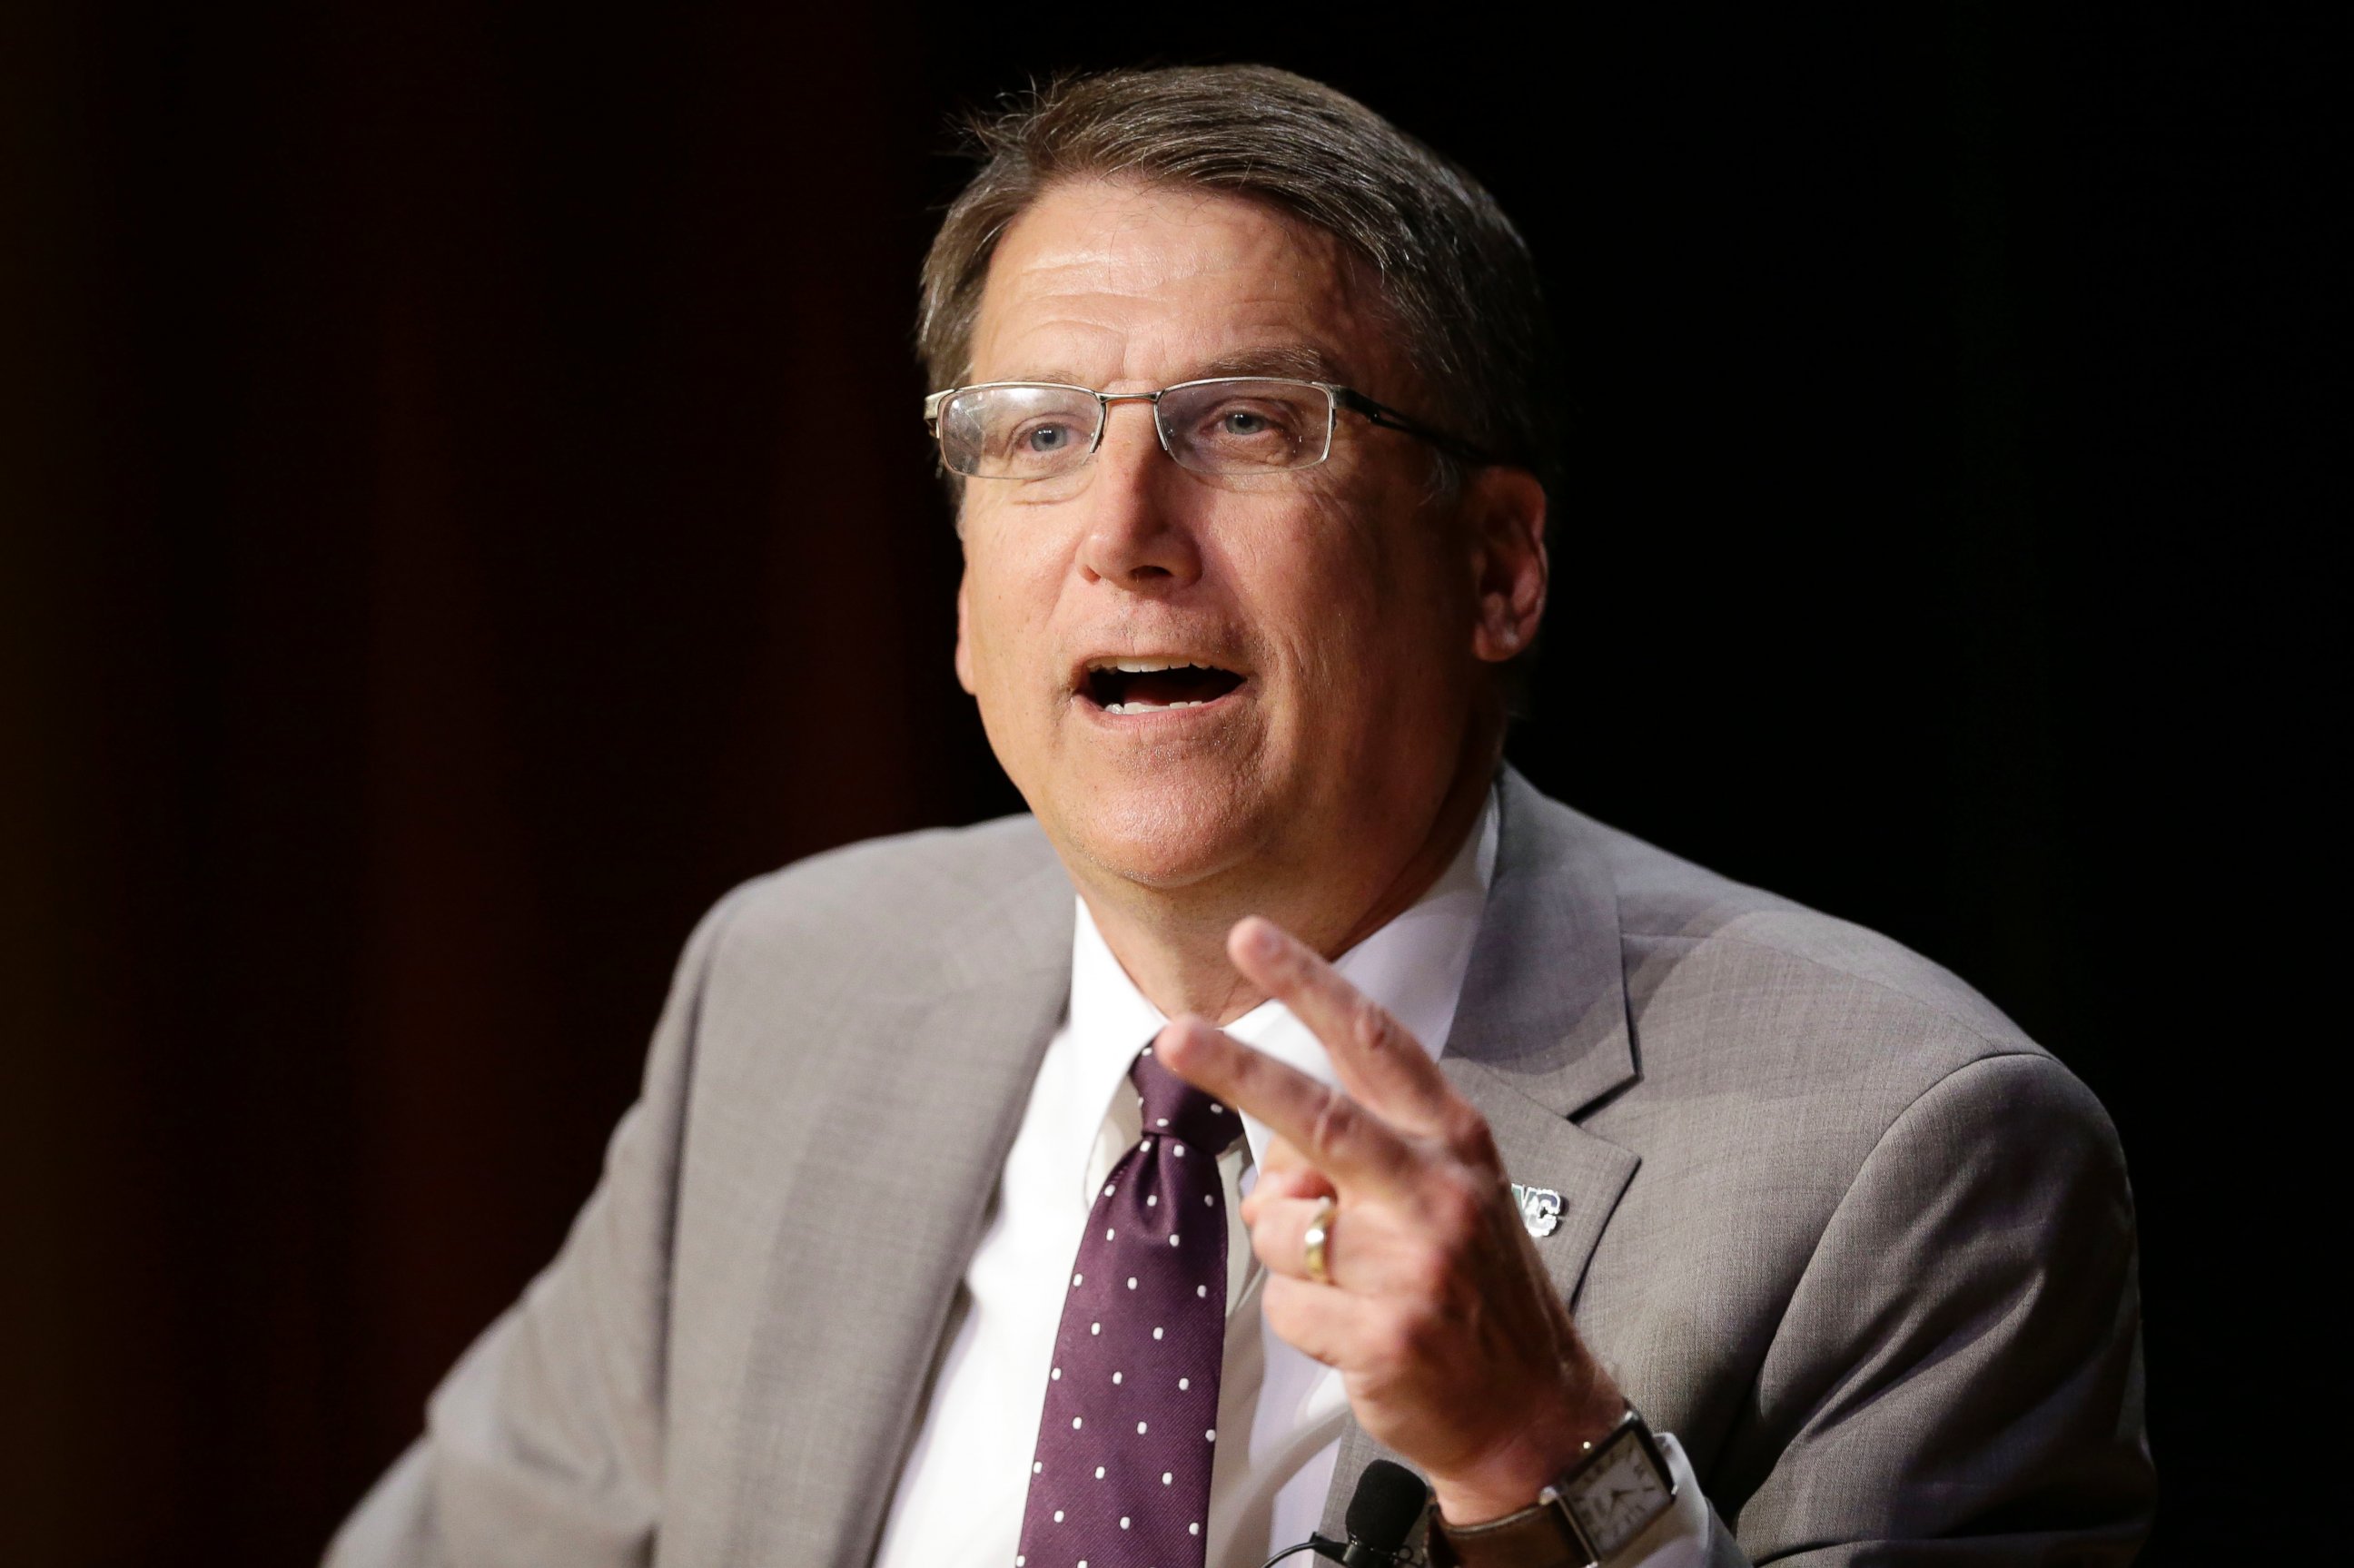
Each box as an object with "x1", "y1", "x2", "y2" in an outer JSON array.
[{"x1": 921, "y1": 377, "x2": 1495, "y2": 482}]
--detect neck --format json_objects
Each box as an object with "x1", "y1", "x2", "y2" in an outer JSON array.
[{"x1": 1077, "y1": 735, "x2": 1498, "y2": 1025}]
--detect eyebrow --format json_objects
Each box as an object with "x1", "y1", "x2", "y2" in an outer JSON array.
[{"x1": 1192, "y1": 344, "x2": 1350, "y2": 383}]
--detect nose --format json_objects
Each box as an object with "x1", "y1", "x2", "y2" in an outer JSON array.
[{"x1": 1073, "y1": 399, "x2": 1203, "y2": 592}]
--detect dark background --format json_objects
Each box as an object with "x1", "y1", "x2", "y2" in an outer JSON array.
[{"x1": 1, "y1": 5, "x2": 2333, "y2": 1563}]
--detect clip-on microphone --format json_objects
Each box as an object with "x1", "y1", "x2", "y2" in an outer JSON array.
[{"x1": 1259, "y1": 1458, "x2": 1431, "y2": 1568}]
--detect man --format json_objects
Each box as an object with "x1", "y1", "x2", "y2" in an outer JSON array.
[{"x1": 331, "y1": 66, "x2": 2151, "y2": 1567}]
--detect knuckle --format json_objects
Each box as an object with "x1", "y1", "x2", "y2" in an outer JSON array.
[
  {"x1": 1308, "y1": 1090, "x2": 1360, "y2": 1157},
  {"x1": 1251, "y1": 1210, "x2": 1298, "y2": 1271}
]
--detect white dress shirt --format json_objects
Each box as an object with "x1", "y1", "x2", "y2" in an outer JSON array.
[{"x1": 875, "y1": 790, "x2": 1709, "y2": 1567}]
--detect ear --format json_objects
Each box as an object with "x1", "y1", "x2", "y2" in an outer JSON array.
[
  {"x1": 1465, "y1": 466, "x2": 1548, "y2": 665},
  {"x1": 954, "y1": 573, "x2": 977, "y2": 695}
]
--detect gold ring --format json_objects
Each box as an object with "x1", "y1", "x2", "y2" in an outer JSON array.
[{"x1": 1302, "y1": 1197, "x2": 1336, "y2": 1286}]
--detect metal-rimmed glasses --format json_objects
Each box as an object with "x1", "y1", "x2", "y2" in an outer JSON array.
[{"x1": 921, "y1": 377, "x2": 1494, "y2": 482}]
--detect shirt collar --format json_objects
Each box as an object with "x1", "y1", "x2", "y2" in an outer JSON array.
[{"x1": 1065, "y1": 785, "x2": 1500, "y2": 1175}]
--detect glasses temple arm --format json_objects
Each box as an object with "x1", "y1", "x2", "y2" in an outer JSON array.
[{"x1": 1333, "y1": 388, "x2": 1503, "y2": 468}]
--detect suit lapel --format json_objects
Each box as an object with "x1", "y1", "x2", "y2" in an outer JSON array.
[
  {"x1": 727, "y1": 851, "x2": 1076, "y2": 1568},
  {"x1": 1320, "y1": 771, "x2": 1645, "y2": 1535}
]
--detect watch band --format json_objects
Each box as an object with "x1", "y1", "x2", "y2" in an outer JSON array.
[
  {"x1": 1427, "y1": 1498, "x2": 1592, "y2": 1568},
  {"x1": 1425, "y1": 1406, "x2": 1675, "y2": 1568}
]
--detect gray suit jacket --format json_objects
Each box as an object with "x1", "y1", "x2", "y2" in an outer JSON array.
[{"x1": 331, "y1": 772, "x2": 2152, "y2": 1565}]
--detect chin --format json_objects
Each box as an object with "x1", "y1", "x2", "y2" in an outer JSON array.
[{"x1": 1044, "y1": 769, "x2": 1272, "y2": 892}]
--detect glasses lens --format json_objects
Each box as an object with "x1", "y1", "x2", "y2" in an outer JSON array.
[
  {"x1": 937, "y1": 385, "x2": 1101, "y2": 479},
  {"x1": 1156, "y1": 380, "x2": 1334, "y2": 474}
]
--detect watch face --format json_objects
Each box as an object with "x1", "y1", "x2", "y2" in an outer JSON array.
[{"x1": 1563, "y1": 1427, "x2": 1673, "y2": 1557}]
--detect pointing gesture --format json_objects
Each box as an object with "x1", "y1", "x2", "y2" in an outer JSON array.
[{"x1": 1155, "y1": 916, "x2": 1627, "y2": 1525}]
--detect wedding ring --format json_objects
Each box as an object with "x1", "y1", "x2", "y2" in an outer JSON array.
[{"x1": 1302, "y1": 1197, "x2": 1336, "y2": 1286}]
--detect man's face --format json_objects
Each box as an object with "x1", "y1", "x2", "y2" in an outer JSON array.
[{"x1": 953, "y1": 177, "x2": 1516, "y2": 897}]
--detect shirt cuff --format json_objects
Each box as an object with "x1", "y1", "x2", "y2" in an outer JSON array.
[{"x1": 1602, "y1": 1431, "x2": 1711, "y2": 1568}]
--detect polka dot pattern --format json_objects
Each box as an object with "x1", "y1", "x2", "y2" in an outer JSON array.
[{"x1": 1017, "y1": 1048, "x2": 1236, "y2": 1568}]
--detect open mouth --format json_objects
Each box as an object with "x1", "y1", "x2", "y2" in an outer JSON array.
[{"x1": 1083, "y1": 657, "x2": 1247, "y2": 715}]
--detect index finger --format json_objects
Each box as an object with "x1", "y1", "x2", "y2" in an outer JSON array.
[
  {"x1": 1153, "y1": 1016, "x2": 1423, "y2": 1200},
  {"x1": 1226, "y1": 916, "x2": 1463, "y2": 1139}
]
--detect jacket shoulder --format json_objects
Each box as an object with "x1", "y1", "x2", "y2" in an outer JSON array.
[
  {"x1": 736, "y1": 812, "x2": 1057, "y2": 919},
  {"x1": 1585, "y1": 813, "x2": 2043, "y2": 1087},
  {"x1": 695, "y1": 813, "x2": 1065, "y2": 988}
]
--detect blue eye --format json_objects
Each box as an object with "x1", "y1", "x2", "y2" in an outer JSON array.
[{"x1": 1025, "y1": 424, "x2": 1073, "y2": 451}]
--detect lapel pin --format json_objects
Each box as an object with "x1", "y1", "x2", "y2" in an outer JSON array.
[{"x1": 1508, "y1": 1182, "x2": 1563, "y2": 1238}]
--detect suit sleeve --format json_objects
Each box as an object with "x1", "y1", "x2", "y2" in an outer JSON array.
[
  {"x1": 323, "y1": 888, "x2": 747, "y2": 1568},
  {"x1": 1721, "y1": 1052, "x2": 2154, "y2": 1565}
]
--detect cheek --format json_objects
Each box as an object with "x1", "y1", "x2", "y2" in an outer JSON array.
[
  {"x1": 959, "y1": 523, "x2": 1059, "y2": 679},
  {"x1": 1248, "y1": 492, "x2": 1450, "y2": 669}
]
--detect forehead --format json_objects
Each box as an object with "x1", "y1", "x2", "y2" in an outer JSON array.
[{"x1": 967, "y1": 177, "x2": 1400, "y2": 390}]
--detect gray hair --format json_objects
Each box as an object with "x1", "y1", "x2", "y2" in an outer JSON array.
[{"x1": 915, "y1": 64, "x2": 1561, "y2": 499}]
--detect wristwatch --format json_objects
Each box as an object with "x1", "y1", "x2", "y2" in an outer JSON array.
[{"x1": 1426, "y1": 1405, "x2": 1677, "y2": 1568}]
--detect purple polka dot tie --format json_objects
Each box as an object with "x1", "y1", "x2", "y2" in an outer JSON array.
[{"x1": 1016, "y1": 1045, "x2": 1239, "y2": 1568}]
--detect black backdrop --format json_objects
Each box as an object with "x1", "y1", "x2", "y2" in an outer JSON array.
[{"x1": 1, "y1": 5, "x2": 2332, "y2": 1563}]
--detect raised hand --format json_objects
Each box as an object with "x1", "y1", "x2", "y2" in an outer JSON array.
[{"x1": 1155, "y1": 916, "x2": 1626, "y2": 1524}]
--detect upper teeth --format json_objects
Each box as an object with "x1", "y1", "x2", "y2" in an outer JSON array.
[{"x1": 1104, "y1": 658, "x2": 1208, "y2": 673}]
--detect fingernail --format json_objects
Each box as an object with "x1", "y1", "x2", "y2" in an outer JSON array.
[{"x1": 1245, "y1": 920, "x2": 1283, "y2": 958}]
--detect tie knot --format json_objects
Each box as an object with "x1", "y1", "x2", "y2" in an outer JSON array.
[{"x1": 1131, "y1": 1046, "x2": 1240, "y2": 1154}]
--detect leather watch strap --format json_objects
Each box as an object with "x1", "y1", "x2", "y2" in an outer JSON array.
[{"x1": 1425, "y1": 1496, "x2": 1591, "y2": 1568}]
